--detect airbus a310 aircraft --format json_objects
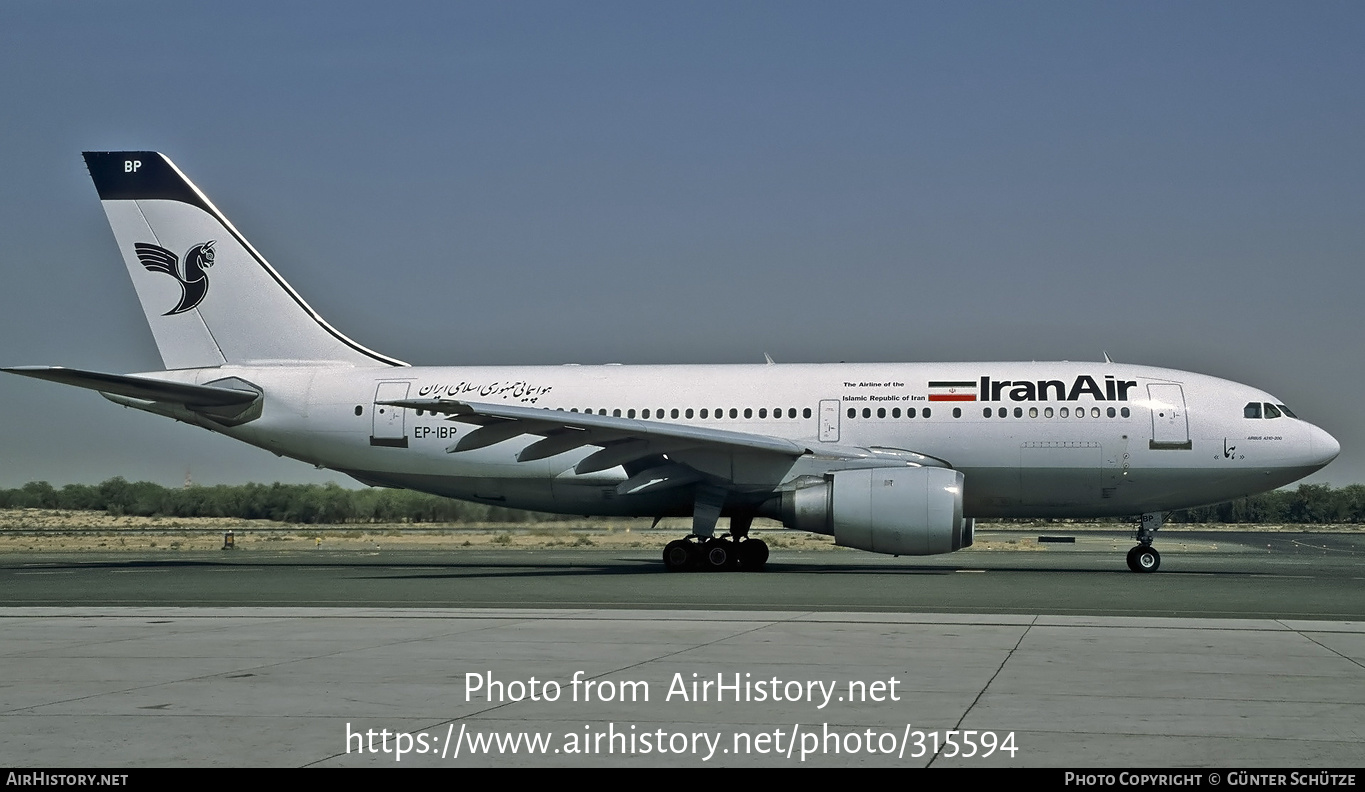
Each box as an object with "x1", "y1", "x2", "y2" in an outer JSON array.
[{"x1": 5, "y1": 152, "x2": 1341, "y2": 573}]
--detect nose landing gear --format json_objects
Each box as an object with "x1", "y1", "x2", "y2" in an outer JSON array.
[
  {"x1": 1126, "y1": 544, "x2": 1161, "y2": 573},
  {"x1": 1126, "y1": 512, "x2": 1163, "y2": 573}
]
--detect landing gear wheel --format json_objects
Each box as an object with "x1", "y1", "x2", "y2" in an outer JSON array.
[
  {"x1": 703, "y1": 538, "x2": 734, "y2": 570},
  {"x1": 663, "y1": 539, "x2": 694, "y2": 572},
  {"x1": 738, "y1": 538, "x2": 769, "y2": 571},
  {"x1": 1127, "y1": 545, "x2": 1160, "y2": 573}
]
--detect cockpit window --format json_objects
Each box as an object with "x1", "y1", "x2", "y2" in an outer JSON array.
[
  {"x1": 1244, "y1": 402, "x2": 1262, "y2": 419},
  {"x1": 1277, "y1": 404, "x2": 1297, "y2": 418},
  {"x1": 1263, "y1": 403, "x2": 1282, "y2": 419}
]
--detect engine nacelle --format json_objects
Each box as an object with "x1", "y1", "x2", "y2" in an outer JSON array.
[{"x1": 780, "y1": 467, "x2": 973, "y2": 556}]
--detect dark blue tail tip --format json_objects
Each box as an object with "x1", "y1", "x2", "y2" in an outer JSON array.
[{"x1": 83, "y1": 151, "x2": 205, "y2": 208}]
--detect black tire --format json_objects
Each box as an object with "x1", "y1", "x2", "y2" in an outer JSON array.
[
  {"x1": 663, "y1": 539, "x2": 694, "y2": 572},
  {"x1": 739, "y1": 538, "x2": 769, "y2": 571},
  {"x1": 1125, "y1": 546, "x2": 1141, "y2": 572},
  {"x1": 703, "y1": 538, "x2": 733, "y2": 570},
  {"x1": 1132, "y1": 546, "x2": 1161, "y2": 573}
]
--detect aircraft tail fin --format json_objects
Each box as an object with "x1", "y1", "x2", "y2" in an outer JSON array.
[{"x1": 82, "y1": 152, "x2": 405, "y2": 370}]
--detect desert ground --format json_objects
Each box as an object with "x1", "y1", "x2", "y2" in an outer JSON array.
[{"x1": 1, "y1": 508, "x2": 1357, "y2": 553}]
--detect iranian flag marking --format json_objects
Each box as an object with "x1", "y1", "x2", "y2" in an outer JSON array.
[{"x1": 927, "y1": 380, "x2": 977, "y2": 402}]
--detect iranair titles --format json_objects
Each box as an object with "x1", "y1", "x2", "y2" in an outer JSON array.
[
  {"x1": 842, "y1": 375, "x2": 1139, "y2": 404},
  {"x1": 963, "y1": 375, "x2": 1137, "y2": 403}
]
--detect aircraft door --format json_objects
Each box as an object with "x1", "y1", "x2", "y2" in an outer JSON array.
[
  {"x1": 371, "y1": 381, "x2": 411, "y2": 448},
  {"x1": 819, "y1": 399, "x2": 840, "y2": 442},
  {"x1": 1147, "y1": 383, "x2": 1191, "y2": 450}
]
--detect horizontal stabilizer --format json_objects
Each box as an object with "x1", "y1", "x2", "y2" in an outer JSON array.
[{"x1": 4, "y1": 366, "x2": 258, "y2": 406}]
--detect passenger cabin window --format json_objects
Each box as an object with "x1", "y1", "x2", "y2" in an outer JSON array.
[{"x1": 1244, "y1": 402, "x2": 1262, "y2": 419}]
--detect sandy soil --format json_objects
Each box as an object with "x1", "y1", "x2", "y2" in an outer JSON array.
[{"x1": 0, "y1": 509, "x2": 1358, "y2": 553}]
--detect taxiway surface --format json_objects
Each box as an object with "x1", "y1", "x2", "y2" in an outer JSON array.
[
  {"x1": 2, "y1": 533, "x2": 1361, "y2": 767},
  {"x1": 2, "y1": 530, "x2": 1363, "y2": 618}
]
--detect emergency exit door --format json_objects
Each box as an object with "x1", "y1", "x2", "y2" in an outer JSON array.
[
  {"x1": 1148, "y1": 383, "x2": 1191, "y2": 450},
  {"x1": 819, "y1": 399, "x2": 840, "y2": 442},
  {"x1": 371, "y1": 381, "x2": 411, "y2": 448}
]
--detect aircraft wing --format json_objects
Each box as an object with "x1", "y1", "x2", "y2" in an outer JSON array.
[
  {"x1": 382, "y1": 398, "x2": 948, "y2": 492},
  {"x1": 4, "y1": 366, "x2": 259, "y2": 406}
]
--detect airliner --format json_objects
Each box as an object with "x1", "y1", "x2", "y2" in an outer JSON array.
[{"x1": 4, "y1": 152, "x2": 1341, "y2": 573}]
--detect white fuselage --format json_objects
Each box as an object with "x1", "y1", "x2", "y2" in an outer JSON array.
[{"x1": 148, "y1": 360, "x2": 1339, "y2": 521}]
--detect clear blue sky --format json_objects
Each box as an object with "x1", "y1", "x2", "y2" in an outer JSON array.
[{"x1": 2, "y1": 1, "x2": 1362, "y2": 488}]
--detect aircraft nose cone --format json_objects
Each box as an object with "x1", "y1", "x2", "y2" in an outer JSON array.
[{"x1": 1310, "y1": 424, "x2": 1341, "y2": 467}]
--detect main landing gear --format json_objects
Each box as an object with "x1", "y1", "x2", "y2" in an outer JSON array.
[
  {"x1": 1125, "y1": 512, "x2": 1163, "y2": 573},
  {"x1": 662, "y1": 535, "x2": 769, "y2": 572},
  {"x1": 661, "y1": 486, "x2": 768, "y2": 572}
]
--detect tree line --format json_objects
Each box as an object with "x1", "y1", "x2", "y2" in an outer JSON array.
[
  {"x1": 0, "y1": 478, "x2": 561, "y2": 524},
  {"x1": 2, "y1": 478, "x2": 1362, "y2": 525}
]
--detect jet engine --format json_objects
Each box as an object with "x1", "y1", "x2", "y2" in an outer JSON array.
[{"x1": 779, "y1": 467, "x2": 973, "y2": 556}]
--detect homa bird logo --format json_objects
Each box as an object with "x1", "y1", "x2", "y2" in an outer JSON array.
[{"x1": 133, "y1": 241, "x2": 216, "y2": 315}]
